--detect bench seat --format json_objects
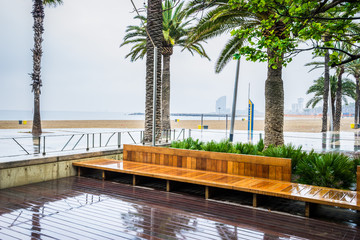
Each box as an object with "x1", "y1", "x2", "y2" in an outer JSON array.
[{"x1": 73, "y1": 158, "x2": 360, "y2": 212}]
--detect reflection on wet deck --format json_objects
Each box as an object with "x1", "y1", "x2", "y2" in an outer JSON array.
[{"x1": 0, "y1": 177, "x2": 359, "y2": 239}]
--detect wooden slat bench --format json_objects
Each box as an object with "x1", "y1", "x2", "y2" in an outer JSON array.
[{"x1": 73, "y1": 144, "x2": 360, "y2": 217}]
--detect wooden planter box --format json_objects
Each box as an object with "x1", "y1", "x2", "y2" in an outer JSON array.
[{"x1": 123, "y1": 144, "x2": 292, "y2": 181}]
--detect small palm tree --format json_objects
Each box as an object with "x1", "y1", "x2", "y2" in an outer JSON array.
[
  {"x1": 31, "y1": 0, "x2": 62, "y2": 136},
  {"x1": 121, "y1": 0, "x2": 209, "y2": 131},
  {"x1": 306, "y1": 75, "x2": 355, "y2": 124}
]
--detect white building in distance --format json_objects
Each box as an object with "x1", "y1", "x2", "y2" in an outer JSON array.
[
  {"x1": 216, "y1": 96, "x2": 226, "y2": 114},
  {"x1": 291, "y1": 98, "x2": 304, "y2": 113}
]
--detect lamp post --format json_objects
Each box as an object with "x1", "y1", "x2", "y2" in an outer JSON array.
[{"x1": 229, "y1": 57, "x2": 241, "y2": 142}]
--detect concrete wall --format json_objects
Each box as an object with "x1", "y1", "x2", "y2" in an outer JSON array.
[{"x1": 0, "y1": 149, "x2": 122, "y2": 189}]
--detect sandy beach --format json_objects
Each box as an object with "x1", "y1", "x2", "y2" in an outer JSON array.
[{"x1": 0, "y1": 117, "x2": 357, "y2": 132}]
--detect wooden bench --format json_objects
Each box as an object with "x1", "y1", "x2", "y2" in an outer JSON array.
[{"x1": 73, "y1": 144, "x2": 360, "y2": 217}]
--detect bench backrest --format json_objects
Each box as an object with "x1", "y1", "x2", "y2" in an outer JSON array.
[{"x1": 123, "y1": 144, "x2": 292, "y2": 182}]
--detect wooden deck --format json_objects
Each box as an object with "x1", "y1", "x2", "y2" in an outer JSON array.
[
  {"x1": 1, "y1": 176, "x2": 360, "y2": 239},
  {"x1": 74, "y1": 159, "x2": 360, "y2": 213}
]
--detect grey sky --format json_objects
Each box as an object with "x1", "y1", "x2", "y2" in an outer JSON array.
[{"x1": 0, "y1": 0, "x2": 337, "y2": 115}]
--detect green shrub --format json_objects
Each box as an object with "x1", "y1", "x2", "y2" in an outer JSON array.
[
  {"x1": 296, "y1": 152, "x2": 355, "y2": 190},
  {"x1": 262, "y1": 144, "x2": 306, "y2": 172},
  {"x1": 216, "y1": 140, "x2": 234, "y2": 153},
  {"x1": 233, "y1": 141, "x2": 261, "y2": 155},
  {"x1": 352, "y1": 156, "x2": 360, "y2": 177},
  {"x1": 256, "y1": 138, "x2": 265, "y2": 152},
  {"x1": 170, "y1": 137, "x2": 203, "y2": 150},
  {"x1": 198, "y1": 139, "x2": 233, "y2": 152}
]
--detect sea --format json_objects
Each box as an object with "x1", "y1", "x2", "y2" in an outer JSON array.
[{"x1": 0, "y1": 110, "x2": 254, "y2": 121}]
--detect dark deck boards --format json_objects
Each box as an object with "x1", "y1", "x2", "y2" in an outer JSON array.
[{"x1": 0, "y1": 177, "x2": 359, "y2": 240}]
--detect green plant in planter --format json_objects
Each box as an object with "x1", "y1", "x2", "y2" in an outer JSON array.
[
  {"x1": 170, "y1": 137, "x2": 203, "y2": 150},
  {"x1": 353, "y1": 156, "x2": 360, "y2": 177},
  {"x1": 233, "y1": 141, "x2": 262, "y2": 155},
  {"x1": 199, "y1": 139, "x2": 234, "y2": 153},
  {"x1": 262, "y1": 144, "x2": 306, "y2": 172},
  {"x1": 256, "y1": 139, "x2": 265, "y2": 152},
  {"x1": 296, "y1": 152, "x2": 355, "y2": 190},
  {"x1": 217, "y1": 140, "x2": 234, "y2": 153}
]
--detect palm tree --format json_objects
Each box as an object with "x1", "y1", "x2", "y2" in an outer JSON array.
[
  {"x1": 144, "y1": 0, "x2": 163, "y2": 143},
  {"x1": 31, "y1": 0, "x2": 62, "y2": 136},
  {"x1": 186, "y1": 0, "x2": 286, "y2": 146},
  {"x1": 322, "y1": 36, "x2": 331, "y2": 132},
  {"x1": 346, "y1": 58, "x2": 360, "y2": 126},
  {"x1": 307, "y1": 21, "x2": 360, "y2": 131},
  {"x1": 121, "y1": 0, "x2": 209, "y2": 130},
  {"x1": 306, "y1": 75, "x2": 356, "y2": 126},
  {"x1": 307, "y1": 43, "x2": 355, "y2": 131}
]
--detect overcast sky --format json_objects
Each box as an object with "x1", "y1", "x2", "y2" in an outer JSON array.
[{"x1": 0, "y1": 0, "x2": 340, "y2": 115}]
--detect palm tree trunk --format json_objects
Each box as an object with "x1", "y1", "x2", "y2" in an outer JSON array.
[
  {"x1": 31, "y1": 0, "x2": 44, "y2": 136},
  {"x1": 264, "y1": 48, "x2": 284, "y2": 147},
  {"x1": 161, "y1": 52, "x2": 171, "y2": 130},
  {"x1": 355, "y1": 75, "x2": 360, "y2": 126},
  {"x1": 333, "y1": 66, "x2": 344, "y2": 131},
  {"x1": 144, "y1": 0, "x2": 163, "y2": 143},
  {"x1": 322, "y1": 49, "x2": 330, "y2": 132},
  {"x1": 331, "y1": 93, "x2": 336, "y2": 124}
]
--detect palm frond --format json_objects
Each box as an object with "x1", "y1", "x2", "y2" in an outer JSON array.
[{"x1": 215, "y1": 36, "x2": 245, "y2": 73}]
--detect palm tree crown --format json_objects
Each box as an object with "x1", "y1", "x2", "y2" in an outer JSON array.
[
  {"x1": 306, "y1": 75, "x2": 355, "y2": 109},
  {"x1": 121, "y1": 0, "x2": 209, "y2": 132},
  {"x1": 186, "y1": 0, "x2": 259, "y2": 73},
  {"x1": 121, "y1": 0, "x2": 209, "y2": 61}
]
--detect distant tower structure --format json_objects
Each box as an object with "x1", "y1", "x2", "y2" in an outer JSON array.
[
  {"x1": 216, "y1": 96, "x2": 226, "y2": 114},
  {"x1": 292, "y1": 103, "x2": 298, "y2": 113},
  {"x1": 298, "y1": 98, "x2": 304, "y2": 113}
]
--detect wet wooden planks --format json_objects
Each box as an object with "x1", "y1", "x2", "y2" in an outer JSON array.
[
  {"x1": 73, "y1": 159, "x2": 360, "y2": 212},
  {"x1": 1, "y1": 177, "x2": 359, "y2": 240},
  {"x1": 123, "y1": 144, "x2": 292, "y2": 181}
]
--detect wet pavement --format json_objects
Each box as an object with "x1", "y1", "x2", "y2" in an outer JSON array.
[{"x1": 1, "y1": 176, "x2": 360, "y2": 239}]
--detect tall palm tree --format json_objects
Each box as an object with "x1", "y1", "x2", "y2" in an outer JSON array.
[
  {"x1": 346, "y1": 58, "x2": 360, "y2": 126},
  {"x1": 322, "y1": 36, "x2": 331, "y2": 132},
  {"x1": 31, "y1": 0, "x2": 62, "y2": 136},
  {"x1": 121, "y1": 0, "x2": 209, "y2": 130},
  {"x1": 144, "y1": 0, "x2": 163, "y2": 143},
  {"x1": 306, "y1": 75, "x2": 356, "y2": 126},
  {"x1": 307, "y1": 43, "x2": 354, "y2": 131},
  {"x1": 307, "y1": 22, "x2": 360, "y2": 131},
  {"x1": 186, "y1": 0, "x2": 286, "y2": 146}
]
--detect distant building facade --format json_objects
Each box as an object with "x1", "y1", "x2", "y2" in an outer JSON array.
[
  {"x1": 216, "y1": 96, "x2": 226, "y2": 114},
  {"x1": 291, "y1": 98, "x2": 305, "y2": 113}
]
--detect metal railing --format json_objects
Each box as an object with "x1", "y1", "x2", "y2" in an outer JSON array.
[
  {"x1": 0, "y1": 129, "x2": 186, "y2": 159},
  {"x1": 186, "y1": 129, "x2": 360, "y2": 153},
  {"x1": 2, "y1": 128, "x2": 360, "y2": 159}
]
